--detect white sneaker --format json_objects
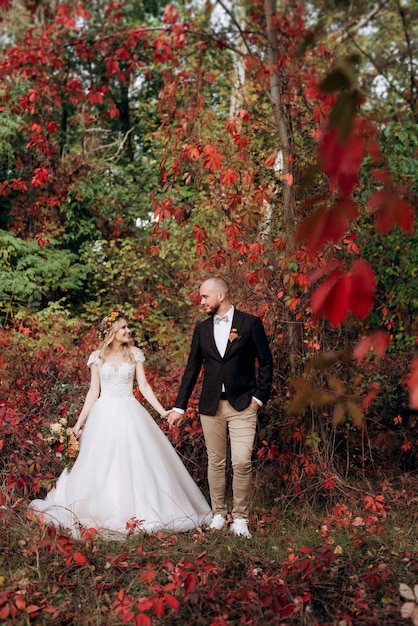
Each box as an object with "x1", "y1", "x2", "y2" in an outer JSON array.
[
  {"x1": 231, "y1": 518, "x2": 252, "y2": 539},
  {"x1": 209, "y1": 514, "x2": 226, "y2": 530}
]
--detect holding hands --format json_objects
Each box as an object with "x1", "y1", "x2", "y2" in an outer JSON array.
[{"x1": 166, "y1": 409, "x2": 183, "y2": 428}]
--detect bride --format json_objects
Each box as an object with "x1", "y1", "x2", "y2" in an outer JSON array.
[{"x1": 29, "y1": 310, "x2": 212, "y2": 538}]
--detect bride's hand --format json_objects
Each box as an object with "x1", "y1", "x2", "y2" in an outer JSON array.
[
  {"x1": 160, "y1": 410, "x2": 169, "y2": 419},
  {"x1": 166, "y1": 409, "x2": 182, "y2": 428},
  {"x1": 72, "y1": 425, "x2": 82, "y2": 439}
]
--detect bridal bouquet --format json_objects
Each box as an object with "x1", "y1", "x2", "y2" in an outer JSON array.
[{"x1": 42, "y1": 411, "x2": 79, "y2": 471}]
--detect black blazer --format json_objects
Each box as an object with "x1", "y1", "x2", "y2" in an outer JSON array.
[{"x1": 174, "y1": 309, "x2": 273, "y2": 416}]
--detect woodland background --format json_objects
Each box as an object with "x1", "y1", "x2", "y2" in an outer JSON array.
[{"x1": 0, "y1": 0, "x2": 417, "y2": 624}]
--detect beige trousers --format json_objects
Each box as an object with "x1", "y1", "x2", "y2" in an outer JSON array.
[{"x1": 200, "y1": 400, "x2": 258, "y2": 520}]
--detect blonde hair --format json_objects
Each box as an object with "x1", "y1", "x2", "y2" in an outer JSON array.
[{"x1": 97, "y1": 315, "x2": 134, "y2": 363}]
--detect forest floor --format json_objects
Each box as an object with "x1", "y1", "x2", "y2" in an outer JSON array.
[{"x1": 1, "y1": 476, "x2": 418, "y2": 625}]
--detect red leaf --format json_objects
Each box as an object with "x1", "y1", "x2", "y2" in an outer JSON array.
[
  {"x1": 154, "y1": 597, "x2": 165, "y2": 618},
  {"x1": 137, "y1": 598, "x2": 154, "y2": 611},
  {"x1": 224, "y1": 118, "x2": 238, "y2": 135},
  {"x1": 14, "y1": 593, "x2": 26, "y2": 610},
  {"x1": 106, "y1": 58, "x2": 120, "y2": 73},
  {"x1": 297, "y1": 197, "x2": 358, "y2": 252},
  {"x1": 26, "y1": 605, "x2": 40, "y2": 615},
  {"x1": 31, "y1": 167, "x2": 49, "y2": 187},
  {"x1": 233, "y1": 134, "x2": 249, "y2": 150},
  {"x1": 87, "y1": 89, "x2": 104, "y2": 105},
  {"x1": 253, "y1": 187, "x2": 270, "y2": 205},
  {"x1": 188, "y1": 145, "x2": 200, "y2": 159},
  {"x1": 203, "y1": 144, "x2": 223, "y2": 171},
  {"x1": 193, "y1": 225, "x2": 207, "y2": 243},
  {"x1": 362, "y1": 382, "x2": 380, "y2": 410},
  {"x1": 354, "y1": 331, "x2": 390, "y2": 360},
  {"x1": 323, "y1": 475, "x2": 336, "y2": 489},
  {"x1": 312, "y1": 259, "x2": 375, "y2": 326},
  {"x1": 264, "y1": 152, "x2": 276, "y2": 167},
  {"x1": 209, "y1": 249, "x2": 226, "y2": 269},
  {"x1": 311, "y1": 271, "x2": 351, "y2": 326},
  {"x1": 184, "y1": 572, "x2": 197, "y2": 594},
  {"x1": 72, "y1": 551, "x2": 89, "y2": 566},
  {"x1": 319, "y1": 125, "x2": 364, "y2": 196},
  {"x1": 162, "y1": 4, "x2": 179, "y2": 23},
  {"x1": 153, "y1": 198, "x2": 173, "y2": 222},
  {"x1": 11, "y1": 178, "x2": 28, "y2": 193},
  {"x1": 80, "y1": 527, "x2": 99, "y2": 540},
  {"x1": 350, "y1": 260, "x2": 375, "y2": 320},
  {"x1": 135, "y1": 614, "x2": 152, "y2": 626},
  {"x1": 220, "y1": 169, "x2": 238, "y2": 185},
  {"x1": 246, "y1": 270, "x2": 260, "y2": 286},
  {"x1": 310, "y1": 259, "x2": 341, "y2": 284},
  {"x1": 164, "y1": 593, "x2": 179, "y2": 610},
  {"x1": 368, "y1": 191, "x2": 415, "y2": 235},
  {"x1": 371, "y1": 168, "x2": 391, "y2": 185},
  {"x1": 46, "y1": 122, "x2": 59, "y2": 133},
  {"x1": 237, "y1": 109, "x2": 250, "y2": 122}
]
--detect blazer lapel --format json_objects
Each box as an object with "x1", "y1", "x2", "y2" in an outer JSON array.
[
  {"x1": 223, "y1": 310, "x2": 242, "y2": 357},
  {"x1": 203, "y1": 317, "x2": 222, "y2": 357}
]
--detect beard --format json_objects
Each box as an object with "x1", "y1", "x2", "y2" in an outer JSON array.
[{"x1": 206, "y1": 304, "x2": 221, "y2": 316}]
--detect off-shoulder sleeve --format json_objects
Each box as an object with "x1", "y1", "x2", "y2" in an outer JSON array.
[
  {"x1": 133, "y1": 349, "x2": 145, "y2": 363},
  {"x1": 87, "y1": 352, "x2": 100, "y2": 367}
]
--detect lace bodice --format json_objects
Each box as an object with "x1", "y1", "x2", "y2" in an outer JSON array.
[{"x1": 87, "y1": 351, "x2": 145, "y2": 399}]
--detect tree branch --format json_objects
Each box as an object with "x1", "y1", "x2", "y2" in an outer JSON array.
[{"x1": 335, "y1": 0, "x2": 391, "y2": 44}]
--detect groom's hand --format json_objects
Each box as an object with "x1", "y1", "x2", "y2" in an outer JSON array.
[{"x1": 166, "y1": 409, "x2": 183, "y2": 429}]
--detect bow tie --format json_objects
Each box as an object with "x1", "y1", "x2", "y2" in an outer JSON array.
[{"x1": 214, "y1": 314, "x2": 229, "y2": 324}]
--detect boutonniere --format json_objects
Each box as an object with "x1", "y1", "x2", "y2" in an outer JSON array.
[{"x1": 228, "y1": 328, "x2": 240, "y2": 343}]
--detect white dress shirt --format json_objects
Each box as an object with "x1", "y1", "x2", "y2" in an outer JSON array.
[{"x1": 214, "y1": 306, "x2": 234, "y2": 357}]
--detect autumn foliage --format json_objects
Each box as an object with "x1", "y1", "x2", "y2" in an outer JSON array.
[{"x1": 0, "y1": 0, "x2": 417, "y2": 623}]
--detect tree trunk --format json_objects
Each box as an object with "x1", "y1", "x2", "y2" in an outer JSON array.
[
  {"x1": 264, "y1": 0, "x2": 300, "y2": 369},
  {"x1": 264, "y1": 0, "x2": 296, "y2": 249}
]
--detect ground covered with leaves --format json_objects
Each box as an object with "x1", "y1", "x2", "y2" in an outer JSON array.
[{"x1": 1, "y1": 477, "x2": 418, "y2": 625}]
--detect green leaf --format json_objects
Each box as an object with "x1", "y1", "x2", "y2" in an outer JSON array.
[{"x1": 306, "y1": 432, "x2": 321, "y2": 450}]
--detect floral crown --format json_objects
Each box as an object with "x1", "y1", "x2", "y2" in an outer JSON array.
[{"x1": 98, "y1": 309, "x2": 126, "y2": 341}]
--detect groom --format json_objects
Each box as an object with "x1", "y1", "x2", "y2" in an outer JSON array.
[{"x1": 167, "y1": 277, "x2": 273, "y2": 538}]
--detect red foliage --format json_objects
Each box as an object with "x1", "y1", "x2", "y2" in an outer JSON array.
[
  {"x1": 368, "y1": 188, "x2": 414, "y2": 235},
  {"x1": 311, "y1": 259, "x2": 375, "y2": 326},
  {"x1": 297, "y1": 196, "x2": 359, "y2": 253},
  {"x1": 319, "y1": 121, "x2": 365, "y2": 196},
  {"x1": 354, "y1": 331, "x2": 391, "y2": 361},
  {"x1": 203, "y1": 144, "x2": 223, "y2": 171}
]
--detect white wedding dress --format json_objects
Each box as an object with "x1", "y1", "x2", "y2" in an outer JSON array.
[{"x1": 29, "y1": 351, "x2": 212, "y2": 538}]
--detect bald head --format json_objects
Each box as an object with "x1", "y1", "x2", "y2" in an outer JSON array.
[
  {"x1": 199, "y1": 277, "x2": 231, "y2": 316},
  {"x1": 201, "y1": 277, "x2": 230, "y2": 297}
]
